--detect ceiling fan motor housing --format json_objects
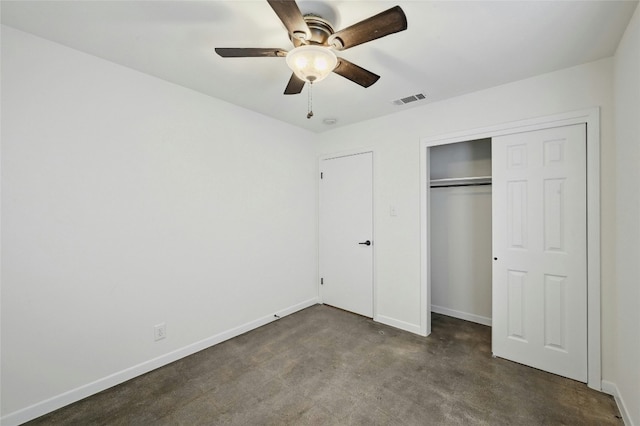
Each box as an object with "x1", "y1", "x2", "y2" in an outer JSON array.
[{"x1": 291, "y1": 15, "x2": 335, "y2": 47}]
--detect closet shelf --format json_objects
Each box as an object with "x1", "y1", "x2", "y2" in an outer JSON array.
[{"x1": 430, "y1": 176, "x2": 492, "y2": 188}]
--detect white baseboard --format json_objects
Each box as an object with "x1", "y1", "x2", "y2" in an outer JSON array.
[
  {"x1": 431, "y1": 305, "x2": 492, "y2": 326},
  {"x1": 375, "y1": 314, "x2": 423, "y2": 335},
  {"x1": 601, "y1": 380, "x2": 634, "y2": 426},
  {"x1": 1, "y1": 297, "x2": 319, "y2": 426}
]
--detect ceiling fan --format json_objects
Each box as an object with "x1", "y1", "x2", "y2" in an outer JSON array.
[{"x1": 215, "y1": 1, "x2": 407, "y2": 97}]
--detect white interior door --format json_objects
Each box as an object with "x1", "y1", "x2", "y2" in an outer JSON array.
[
  {"x1": 319, "y1": 152, "x2": 373, "y2": 317},
  {"x1": 492, "y1": 124, "x2": 587, "y2": 382}
]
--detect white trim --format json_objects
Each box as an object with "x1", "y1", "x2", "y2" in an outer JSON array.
[
  {"x1": 319, "y1": 147, "x2": 375, "y2": 162},
  {"x1": 318, "y1": 149, "x2": 376, "y2": 319},
  {"x1": 585, "y1": 109, "x2": 602, "y2": 390},
  {"x1": 0, "y1": 298, "x2": 319, "y2": 426},
  {"x1": 602, "y1": 380, "x2": 633, "y2": 425},
  {"x1": 375, "y1": 314, "x2": 422, "y2": 335},
  {"x1": 419, "y1": 107, "x2": 601, "y2": 389},
  {"x1": 419, "y1": 139, "x2": 431, "y2": 336},
  {"x1": 431, "y1": 305, "x2": 492, "y2": 327},
  {"x1": 421, "y1": 108, "x2": 599, "y2": 146}
]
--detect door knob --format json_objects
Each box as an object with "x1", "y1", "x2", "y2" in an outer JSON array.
[{"x1": 359, "y1": 240, "x2": 372, "y2": 246}]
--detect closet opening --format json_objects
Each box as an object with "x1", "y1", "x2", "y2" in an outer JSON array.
[{"x1": 428, "y1": 138, "x2": 493, "y2": 327}]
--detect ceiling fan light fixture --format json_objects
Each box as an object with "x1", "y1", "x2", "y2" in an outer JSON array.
[{"x1": 286, "y1": 45, "x2": 337, "y2": 83}]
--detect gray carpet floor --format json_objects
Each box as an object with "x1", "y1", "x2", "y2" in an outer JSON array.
[{"x1": 27, "y1": 304, "x2": 622, "y2": 425}]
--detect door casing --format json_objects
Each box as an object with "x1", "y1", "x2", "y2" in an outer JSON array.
[{"x1": 419, "y1": 108, "x2": 601, "y2": 390}]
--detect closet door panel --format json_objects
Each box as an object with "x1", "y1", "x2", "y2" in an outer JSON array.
[
  {"x1": 492, "y1": 124, "x2": 587, "y2": 382},
  {"x1": 507, "y1": 180, "x2": 528, "y2": 250},
  {"x1": 543, "y1": 178, "x2": 566, "y2": 252}
]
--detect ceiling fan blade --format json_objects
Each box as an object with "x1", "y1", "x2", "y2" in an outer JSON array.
[
  {"x1": 333, "y1": 58, "x2": 380, "y2": 88},
  {"x1": 215, "y1": 48, "x2": 287, "y2": 58},
  {"x1": 284, "y1": 73, "x2": 305, "y2": 95},
  {"x1": 328, "y1": 6, "x2": 407, "y2": 51},
  {"x1": 267, "y1": 0, "x2": 311, "y2": 41}
]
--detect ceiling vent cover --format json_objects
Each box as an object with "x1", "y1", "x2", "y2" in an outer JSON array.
[{"x1": 392, "y1": 92, "x2": 426, "y2": 106}]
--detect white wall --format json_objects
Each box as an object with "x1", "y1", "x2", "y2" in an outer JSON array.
[
  {"x1": 613, "y1": 4, "x2": 640, "y2": 424},
  {"x1": 430, "y1": 185, "x2": 492, "y2": 324},
  {"x1": 429, "y1": 139, "x2": 492, "y2": 180},
  {"x1": 1, "y1": 26, "x2": 318, "y2": 422},
  {"x1": 315, "y1": 57, "x2": 617, "y2": 382}
]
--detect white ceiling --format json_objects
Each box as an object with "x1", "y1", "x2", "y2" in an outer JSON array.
[{"x1": 2, "y1": 1, "x2": 637, "y2": 133}]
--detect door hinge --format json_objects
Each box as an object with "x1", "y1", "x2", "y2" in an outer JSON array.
[
  {"x1": 320, "y1": 277, "x2": 324, "y2": 285},
  {"x1": 320, "y1": 172, "x2": 323, "y2": 179}
]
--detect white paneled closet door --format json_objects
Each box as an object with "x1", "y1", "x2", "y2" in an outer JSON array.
[{"x1": 492, "y1": 124, "x2": 587, "y2": 382}]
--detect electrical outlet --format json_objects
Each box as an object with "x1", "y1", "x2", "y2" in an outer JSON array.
[{"x1": 154, "y1": 323, "x2": 166, "y2": 341}]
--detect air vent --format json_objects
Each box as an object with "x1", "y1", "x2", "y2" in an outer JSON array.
[{"x1": 392, "y1": 92, "x2": 426, "y2": 106}]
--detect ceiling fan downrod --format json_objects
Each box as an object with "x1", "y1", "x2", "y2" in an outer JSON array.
[{"x1": 307, "y1": 81, "x2": 314, "y2": 119}]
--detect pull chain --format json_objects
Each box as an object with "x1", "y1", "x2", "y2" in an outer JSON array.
[{"x1": 306, "y1": 81, "x2": 314, "y2": 119}]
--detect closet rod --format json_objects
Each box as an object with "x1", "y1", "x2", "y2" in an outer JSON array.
[{"x1": 430, "y1": 182, "x2": 492, "y2": 188}]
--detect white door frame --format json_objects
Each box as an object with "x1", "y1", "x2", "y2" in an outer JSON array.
[
  {"x1": 419, "y1": 108, "x2": 601, "y2": 390},
  {"x1": 319, "y1": 149, "x2": 376, "y2": 318}
]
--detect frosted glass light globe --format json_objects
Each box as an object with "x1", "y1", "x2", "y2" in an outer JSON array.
[{"x1": 286, "y1": 45, "x2": 337, "y2": 83}]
